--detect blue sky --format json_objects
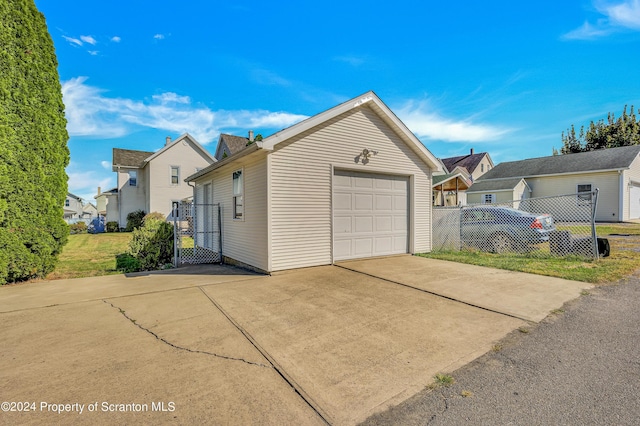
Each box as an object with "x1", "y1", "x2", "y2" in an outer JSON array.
[{"x1": 35, "y1": 0, "x2": 640, "y2": 202}]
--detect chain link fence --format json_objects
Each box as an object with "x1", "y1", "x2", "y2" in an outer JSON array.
[
  {"x1": 173, "y1": 201, "x2": 221, "y2": 266},
  {"x1": 433, "y1": 190, "x2": 600, "y2": 259}
]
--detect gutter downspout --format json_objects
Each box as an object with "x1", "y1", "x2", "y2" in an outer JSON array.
[
  {"x1": 117, "y1": 165, "x2": 122, "y2": 229},
  {"x1": 619, "y1": 170, "x2": 624, "y2": 222}
]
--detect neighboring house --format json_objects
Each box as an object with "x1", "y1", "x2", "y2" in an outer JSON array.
[
  {"x1": 82, "y1": 202, "x2": 98, "y2": 218},
  {"x1": 440, "y1": 149, "x2": 494, "y2": 182},
  {"x1": 467, "y1": 145, "x2": 640, "y2": 222},
  {"x1": 214, "y1": 133, "x2": 254, "y2": 160},
  {"x1": 466, "y1": 178, "x2": 531, "y2": 208},
  {"x1": 108, "y1": 133, "x2": 216, "y2": 227},
  {"x1": 95, "y1": 187, "x2": 118, "y2": 223},
  {"x1": 63, "y1": 193, "x2": 84, "y2": 221},
  {"x1": 186, "y1": 91, "x2": 442, "y2": 274},
  {"x1": 432, "y1": 149, "x2": 493, "y2": 206}
]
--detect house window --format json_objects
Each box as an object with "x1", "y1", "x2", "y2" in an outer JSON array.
[
  {"x1": 481, "y1": 164, "x2": 484, "y2": 173},
  {"x1": 233, "y1": 169, "x2": 243, "y2": 219},
  {"x1": 577, "y1": 184, "x2": 592, "y2": 203},
  {"x1": 483, "y1": 194, "x2": 495, "y2": 204},
  {"x1": 65, "y1": 199, "x2": 70, "y2": 207},
  {"x1": 129, "y1": 171, "x2": 137, "y2": 186},
  {"x1": 171, "y1": 166, "x2": 180, "y2": 185}
]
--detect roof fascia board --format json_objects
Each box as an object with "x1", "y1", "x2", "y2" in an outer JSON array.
[
  {"x1": 260, "y1": 91, "x2": 442, "y2": 172},
  {"x1": 144, "y1": 133, "x2": 216, "y2": 164},
  {"x1": 480, "y1": 167, "x2": 627, "y2": 182},
  {"x1": 185, "y1": 143, "x2": 262, "y2": 182}
]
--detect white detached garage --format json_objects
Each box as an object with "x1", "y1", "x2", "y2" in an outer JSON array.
[{"x1": 186, "y1": 92, "x2": 441, "y2": 273}]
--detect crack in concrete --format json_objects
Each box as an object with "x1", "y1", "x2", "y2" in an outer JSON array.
[
  {"x1": 197, "y1": 287, "x2": 332, "y2": 426},
  {"x1": 103, "y1": 300, "x2": 271, "y2": 368}
]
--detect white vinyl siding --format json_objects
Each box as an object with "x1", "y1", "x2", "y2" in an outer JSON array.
[
  {"x1": 526, "y1": 172, "x2": 619, "y2": 221},
  {"x1": 147, "y1": 138, "x2": 214, "y2": 217},
  {"x1": 194, "y1": 155, "x2": 268, "y2": 271},
  {"x1": 269, "y1": 106, "x2": 432, "y2": 271}
]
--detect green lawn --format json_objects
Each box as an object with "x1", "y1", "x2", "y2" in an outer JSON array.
[
  {"x1": 47, "y1": 233, "x2": 132, "y2": 280},
  {"x1": 421, "y1": 223, "x2": 640, "y2": 284}
]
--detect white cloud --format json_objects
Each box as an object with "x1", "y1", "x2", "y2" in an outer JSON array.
[
  {"x1": 101, "y1": 161, "x2": 111, "y2": 170},
  {"x1": 111, "y1": 36, "x2": 121, "y2": 43},
  {"x1": 396, "y1": 101, "x2": 511, "y2": 143},
  {"x1": 80, "y1": 35, "x2": 97, "y2": 45},
  {"x1": 153, "y1": 92, "x2": 191, "y2": 104},
  {"x1": 605, "y1": 0, "x2": 640, "y2": 29},
  {"x1": 333, "y1": 55, "x2": 365, "y2": 67},
  {"x1": 154, "y1": 34, "x2": 165, "y2": 40},
  {"x1": 63, "y1": 35, "x2": 83, "y2": 46},
  {"x1": 563, "y1": 0, "x2": 640, "y2": 39},
  {"x1": 66, "y1": 167, "x2": 114, "y2": 202},
  {"x1": 88, "y1": 50, "x2": 99, "y2": 56},
  {"x1": 562, "y1": 20, "x2": 614, "y2": 40},
  {"x1": 61, "y1": 77, "x2": 307, "y2": 144}
]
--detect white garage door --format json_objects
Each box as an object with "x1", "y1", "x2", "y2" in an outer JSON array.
[
  {"x1": 333, "y1": 170, "x2": 408, "y2": 261},
  {"x1": 630, "y1": 185, "x2": 640, "y2": 219}
]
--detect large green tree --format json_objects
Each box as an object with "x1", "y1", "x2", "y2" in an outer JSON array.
[
  {"x1": 560, "y1": 106, "x2": 640, "y2": 154},
  {"x1": 0, "y1": 0, "x2": 70, "y2": 284}
]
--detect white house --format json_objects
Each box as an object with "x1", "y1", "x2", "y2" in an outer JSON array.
[
  {"x1": 106, "y1": 133, "x2": 216, "y2": 227},
  {"x1": 63, "y1": 193, "x2": 84, "y2": 221},
  {"x1": 467, "y1": 145, "x2": 640, "y2": 221},
  {"x1": 186, "y1": 92, "x2": 442, "y2": 273}
]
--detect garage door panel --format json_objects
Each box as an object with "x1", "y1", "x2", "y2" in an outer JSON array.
[
  {"x1": 354, "y1": 216, "x2": 373, "y2": 233},
  {"x1": 375, "y1": 194, "x2": 393, "y2": 210},
  {"x1": 355, "y1": 194, "x2": 373, "y2": 210},
  {"x1": 375, "y1": 216, "x2": 392, "y2": 232},
  {"x1": 333, "y1": 171, "x2": 409, "y2": 261},
  {"x1": 334, "y1": 216, "x2": 352, "y2": 233},
  {"x1": 355, "y1": 176, "x2": 374, "y2": 188},
  {"x1": 354, "y1": 238, "x2": 373, "y2": 255},
  {"x1": 334, "y1": 192, "x2": 352, "y2": 210}
]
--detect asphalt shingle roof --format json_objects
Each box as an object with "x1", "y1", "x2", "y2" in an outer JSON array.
[
  {"x1": 480, "y1": 145, "x2": 640, "y2": 180},
  {"x1": 467, "y1": 178, "x2": 526, "y2": 193},
  {"x1": 219, "y1": 134, "x2": 250, "y2": 156},
  {"x1": 112, "y1": 148, "x2": 154, "y2": 168},
  {"x1": 441, "y1": 152, "x2": 488, "y2": 174}
]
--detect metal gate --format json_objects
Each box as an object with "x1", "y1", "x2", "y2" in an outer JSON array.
[{"x1": 173, "y1": 200, "x2": 221, "y2": 266}]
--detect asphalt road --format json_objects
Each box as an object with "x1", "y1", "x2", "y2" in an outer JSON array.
[{"x1": 362, "y1": 273, "x2": 640, "y2": 425}]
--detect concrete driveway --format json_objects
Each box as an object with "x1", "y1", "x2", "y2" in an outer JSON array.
[{"x1": 0, "y1": 257, "x2": 589, "y2": 425}]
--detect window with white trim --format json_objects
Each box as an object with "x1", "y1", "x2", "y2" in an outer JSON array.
[
  {"x1": 577, "y1": 184, "x2": 592, "y2": 203},
  {"x1": 129, "y1": 171, "x2": 137, "y2": 186},
  {"x1": 483, "y1": 193, "x2": 495, "y2": 204},
  {"x1": 233, "y1": 169, "x2": 243, "y2": 219},
  {"x1": 170, "y1": 166, "x2": 180, "y2": 185}
]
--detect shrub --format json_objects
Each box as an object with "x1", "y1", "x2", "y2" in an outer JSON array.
[
  {"x1": 115, "y1": 253, "x2": 141, "y2": 273},
  {"x1": 106, "y1": 221, "x2": 119, "y2": 233},
  {"x1": 143, "y1": 212, "x2": 166, "y2": 223},
  {"x1": 69, "y1": 222, "x2": 87, "y2": 234},
  {"x1": 122, "y1": 214, "x2": 174, "y2": 272},
  {"x1": 125, "y1": 209, "x2": 146, "y2": 232}
]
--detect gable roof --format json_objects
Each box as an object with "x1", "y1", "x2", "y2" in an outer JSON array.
[
  {"x1": 480, "y1": 145, "x2": 640, "y2": 180},
  {"x1": 112, "y1": 148, "x2": 154, "y2": 169},
  {"x1": 187, "y1": 91, "x2": 442, "y2": 182},
  {"x1": 467, "y1": 178, "x2": 529, "y2": 193},
  {"x1": 441, "y1": 152, "x2": 491, "y2": 174},
  {"x1": 144, "y1": 133, "x2": 216, "y2": 164},
  {"x1": 67, "y1": 192, "x2": 83, "y2": 201},
  {"x1": 214, "y1": 134, "x2": 250, "y2": 160},
  {"x1": 433, "y1": 172, "x2": 472, "y2": 190},
  {"x1": 113, "y1": 134, "x2": 215, "y2": 171}
]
